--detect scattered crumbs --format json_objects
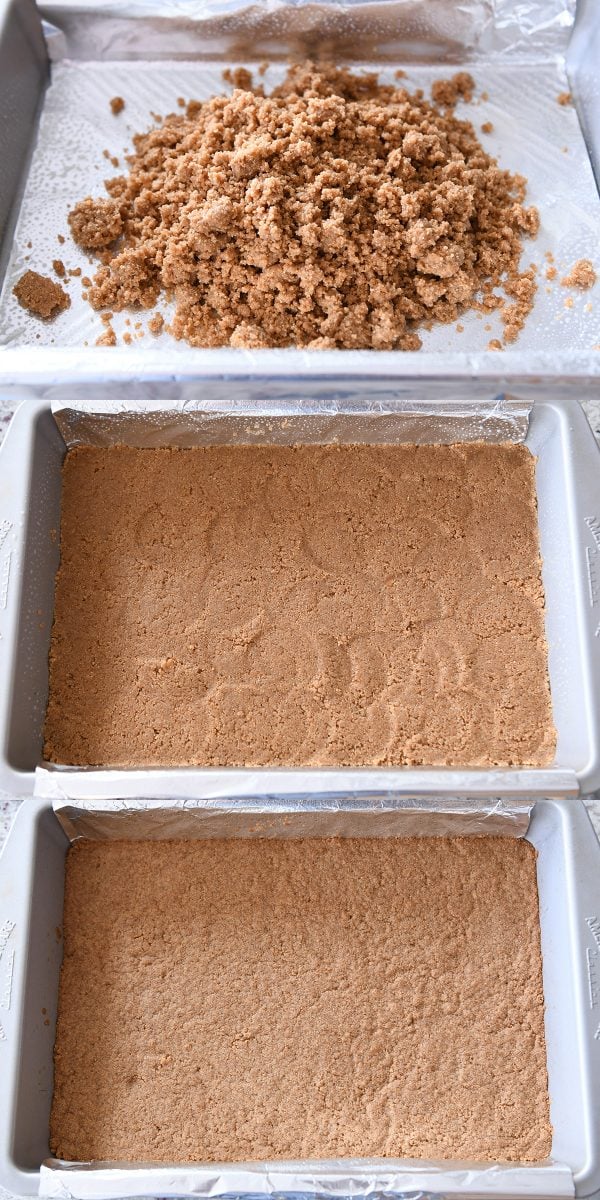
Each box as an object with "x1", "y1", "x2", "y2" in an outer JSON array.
[
  {"x1": 137, "y1": 329, "x2": 145, "y2": 338},
  {"x1": 222, "y1": 67, "x2": 254, "y2": 90},
  {"x1": 557, "y1": 91, "x2": 572, "y2": 106},
  {"x1": 100, "y1": 311, "x2": 114, "y2": 325},
  {"x1": 110, "y1": 96, "x2": 125, "y2": 115},
  {"x1": 103, "y1": 149, "x2": 111, "y2": 160},
  {"x1": 53, "y1": 259, "x2": 66, "y2": 278},
  {"x1": 484, "y1": 323, "x2": 492, "y2": 331},
  {"x1": 456, "y1": 322, "x2": 464, "y2": 332},
  {"x1": 481, "y1": 121, "x2": 494, "y2": 134},
  {"x1": 150, "y1": 111, "x2": 162, "y2": 123},
  {"x1": 111, "y1": 156, "x2": 119, "y2": 168},
  {"x1": 488, "y1": 338, "x2": 503, "y2": 350},
  {"x1": 394, "y1": 68, "x2": 406, "y2": 79},
  {"x1": 561, "y1": 259, "x2": 596, "y2": 289},
  {"x1": 13, "y1": 270, "x2": 70, "y2": 319},
  {"x1": 544, "y1": 250, "x2": 554, "y2": 262},
  {"x1": 148, "y1": 312, "x2": 164, "y2": 335},
  {"x1": 26, "y1": 240, "x2": 32, "y2": 249},
  {"x1": 125, "y1": 318, "x2": 131, "y2": 327},
  {"x1": 82, "y1": 276, "x2": 92, "y2": 287},
  {"x1": 82, "y1": 292, "x2": 88, "y2": 301},
  {"x1": 69, "y1": 267, "x2": 82, "y2": 277},
  {"x1": 564, "y1": 296, "x2": 574, "y2": 308},
  {"x1": 123, "y1": 331, "x2": 133, "y2": 344},
  {"x1": 134, "y1": 321, "x2": 142, "y2": 330},
  {"x1": 95, "y1": 325, "x2": 117, "y2": 346},
  {"x1": 57, "y1": 233, "x2": 65, "y2": 244},
  {"x1": 431, "y1": 71, "x2": 474, "y2": 107},
  {"x1": 546, "y1": 266, "x2": 557, "y2": 280}
]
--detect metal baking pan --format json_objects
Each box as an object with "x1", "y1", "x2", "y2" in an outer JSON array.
[
  {"x1": 2, "y1": 390, "x2": 600, "y2": 799},
  {"x1": 0, "y1": 795, "x2": 599, "y2": 1199},
  {"x1": 0, "y1": 0, "x2": 600, "y2": 382}
]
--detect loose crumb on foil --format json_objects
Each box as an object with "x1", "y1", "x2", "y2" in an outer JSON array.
[
  {"x1": 67, "y1": 63, "x2": 540, "y2": 350},
  {"x1": 13, "y1": 270, "x2": 70, "y2": 319},
  {"x1": 110, "y1": 96, "x2": 125, "y2": 114},
  {"x1": 561, "y1": 259, "x2": 596, "y2": 290},
  {"x1": 557, "y1": 91, "x2": 572, "y2": 106}
]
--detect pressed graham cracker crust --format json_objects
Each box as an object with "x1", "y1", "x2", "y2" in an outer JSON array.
[
  {"x1": 43, "y1": 441, "x2": 555, "y2": 768},
  {"x1": 50, "y1": 836, "x2": 551, "y2": 1163}
]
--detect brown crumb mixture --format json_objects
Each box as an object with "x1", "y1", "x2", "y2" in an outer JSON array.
[
  {"x1": 557, "y1": 91, "x2": 572, "y2": 106},
  {"x1": 53, "y1": 259, "x2": 66, "y2": 278},
  {"x1": 50, "y1": 836, "x2": 551, "y2": 1164},
  {"x1": 43, "y1": 443, "x2": 555, "y2": 769},
  {"x1": 148, "y1": 312, "x2": 164, "y2": 335},
  {"x1": 67, "y1": 63, "x2": 540, "y2": 350},
  {"x1": 481, "y1": 121, "x2": 494, "y2": 134},
  {"x1": 561, "y1": 259, "x2": 596, "y2": 290},
  {"x1": 110, "y1": 95, "x2": 125, "y2": 114},
  {"x1": 95, "y1": 325, "x2": 117, "y2": 346},
  {"x1": 13, "y1": 270, "x2": 70, "y2": 319}
]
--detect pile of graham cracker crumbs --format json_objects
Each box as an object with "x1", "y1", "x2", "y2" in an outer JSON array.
[
  {"x1": 13, "y1": 270, "x2": 70, "y2": 319},
  {"x1": 67, "y1": 63, "x2": 540, "y2": 350}
]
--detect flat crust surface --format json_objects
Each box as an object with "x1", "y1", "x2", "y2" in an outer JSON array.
[
  {"x1": 50, "y1": 836, "x2": 551, "y2": 1164},
  {"x1": 43, "y1": 442, "x2": 555, "y2": 767}
]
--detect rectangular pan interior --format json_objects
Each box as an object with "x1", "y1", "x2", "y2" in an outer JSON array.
[
  {"x1": 0, "y1": 0, "x2": 599, "y2": 380},
  {"x1": 0, "y1": 797, "x2": 599, "y2": 1198},
  {"x1": 2, "y1": 392, "x2": 600, "y2": 797}
]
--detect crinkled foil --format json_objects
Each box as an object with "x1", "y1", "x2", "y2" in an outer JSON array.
[
  {"x1": 38, "y1": 0, "x2": 576, "y2": 63},
  {"x1": 50, "y1": 795, "x2": 534, "y2": 842},
  {"x1": 50, "y1": 391, "x2": 531, "y2": 447},
  {"x1": 38, "y1": 1160, "x2": 575, "y2": 1200}
]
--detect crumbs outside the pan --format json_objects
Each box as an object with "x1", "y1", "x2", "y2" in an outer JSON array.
[
  {"x1": 110, "y1": 96, "x2": 125, "y2": 114},
  {"x1": 61, "y1": 63, "x2": 541, "y2": 350}
]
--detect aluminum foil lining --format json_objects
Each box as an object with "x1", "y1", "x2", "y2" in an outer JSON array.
[
  {"x1": 50, "y1": 391, "x2": 531, "y2": 447},
  {"x1": 35, "y1": 765, "x2": 579, "y2": 803},
  {"x1": 50, "y1": 795, "x2": 535, "y2": 842},
  {"x1": 40, "y1": 799, "x2": 574, "y2": 1199},
  {"x1": 37, "y1": 1160, "x2": 576, "y2": 1200},
  {"x1": 38, "y1": 0, "x2": 576, "y2": 63}
]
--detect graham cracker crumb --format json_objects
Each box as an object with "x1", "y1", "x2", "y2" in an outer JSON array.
[
  {"x1": 222, "y1": 67, "x2": 254, "y2": 90},
  {"x1": 481, "y1": 121, "x2": 494, "y2": 133},
  {"x1": 561, "y1": 259, "x2": 596, "y2": 289},
  {"x1": 44, "y1": 443, "x2": 555, "y2": 769},
  {"x1": 66, "y1": 62, "x2": 541, "y2": 350},
  {"x1": 49, "y1": 836, "x2": 551, "y2": 1164},
  {"x1": 148, "y1": 312, "x2": 164, "y2": 335},
  {"x1": 110, "y1": 95, "x2": 125, "y2": 115},
  {"x1": 123, "y1": 331, "x2": 133, "y2": 344},
  {"x1": 69, "y1": 267, "x2": 82, "y2": 278},
  {"x1": 546, "y1": 266, "x2": 557, "y2": 281},
  {"x1": 95, "y1": 325, "x2": 117, "y2": 346},
  {"x1": 557, "y1": 91, "x2": 572, "y2": 106},
  {"x1": 177, "y1": 96, "x2": 185, "y2": 107},
  {"x1": 564, "y1": 296, "x2": 574, "y2": 309},
  {"x1": 13, "y1": 270, "x2": 70, "y2": 319},
  {"x1": 431, "y1": 71, "x2": 474, "y2": 107},
  {"x1": 53, "y1": 259, "x2": 66, "y2": 278},
  {"x1": 57, "y1": 233, "x2": 65, "y2": 244},
  {"x1": 488, "y1": 338, "x2": 503, "y2": 350},
  {"x1": 69, "y1": 197, "x2": 123, "y2": 249}
]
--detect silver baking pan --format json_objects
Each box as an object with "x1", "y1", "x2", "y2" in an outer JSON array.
[
  {"x1": 0, "y1": 0, "x2": 600, "y2": 383},
  {"x1": 0, "y1": 795, "x2": 599, "y2": 1199},
  {"x1": 2, "y1": 391, "x2": 600, "y2": 800}
]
